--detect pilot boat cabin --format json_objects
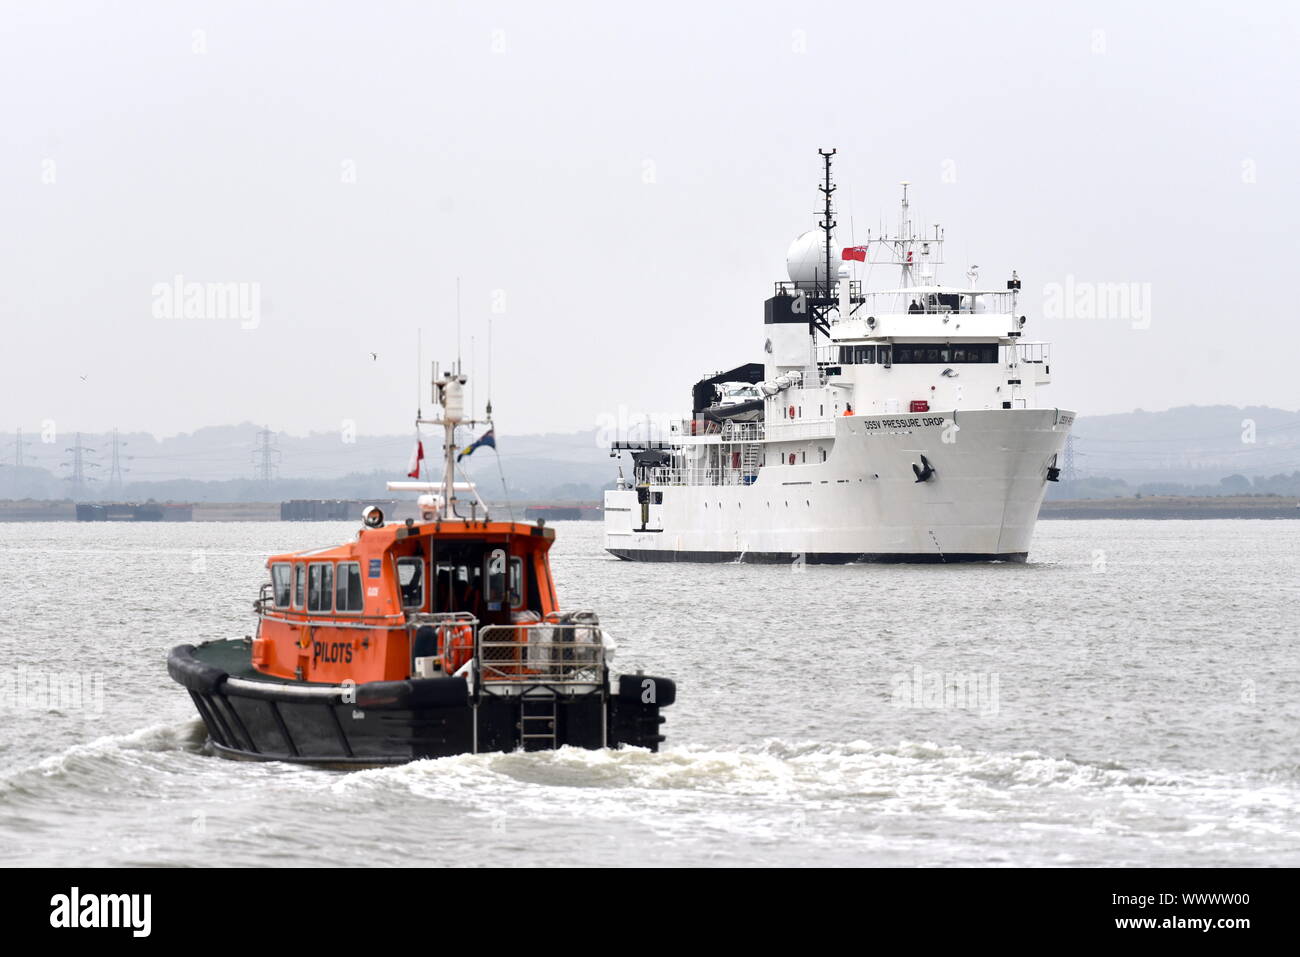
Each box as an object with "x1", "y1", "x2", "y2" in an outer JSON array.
[{"x1": 255, "y1": 519, "x2": 559, "y2": 685}]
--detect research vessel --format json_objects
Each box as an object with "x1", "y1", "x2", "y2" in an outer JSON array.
[{"x1": 605, "y1": 149, "x2": 1073, "y2": 563}]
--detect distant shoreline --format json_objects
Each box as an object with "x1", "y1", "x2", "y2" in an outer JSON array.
[
  {"x1": 1040, "y1": 496, "x2": 1300, "y2": 520},
  {"x1": 2, "y1": 497, "x2": 1299, "y2": 523}
]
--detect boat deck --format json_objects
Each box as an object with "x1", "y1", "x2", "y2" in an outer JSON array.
[{"x1": 190, "y1": 639, "x2": 272, "y2": 682}]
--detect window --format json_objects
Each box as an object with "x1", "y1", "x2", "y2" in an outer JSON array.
[
  {"x1": 486, "y1": 548, "x2": 507, "y2": 606},
  {"x1": 335, "y1": 562, "x2": 363, "y2": 613},
  {"x1": 396, "y1": 557, "x2": 424, "y2": 609},
  {"x1": 892, "y1": 343, "x2": 996, "y2": 363},
  {"x1": 271, "y1": 563, "x2": 291, "y2": 608},
  {"x1": 837, "y1": 345, "x2": 876, "y2": 364},
  {"x1": 293, "y1": 564, "x2": 305, "y2": 609},
  {"x1": 508, "y1": 557, "x2": 523, "y2": 608},
  {"x1": 308, "y1": 562, "x2": 333, "y2": 613}
]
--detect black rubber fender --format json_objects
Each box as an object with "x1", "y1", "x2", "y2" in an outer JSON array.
[
  {"x1": 167, "y1": 644, "x2": 229, "y2": 694},
  {"x1": 616, "y1": 674, "x2": 676, "y2": 707},
  {"x1": 354, "y1": 676, "x2": 468, "y2": 710}
]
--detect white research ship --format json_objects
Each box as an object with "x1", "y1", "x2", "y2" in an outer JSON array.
[{"x1": 604, "y1": 149, "x2": 1074, "y2": 563}]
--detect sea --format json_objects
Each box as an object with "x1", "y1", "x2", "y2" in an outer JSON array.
[{"x1": 1, "y1": 519, "x2": 1297, "y2": 867}]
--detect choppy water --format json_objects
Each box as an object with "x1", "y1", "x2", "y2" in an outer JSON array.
[{"x1": 1, "y1": 519, "x2": 1297, "y2": 866}]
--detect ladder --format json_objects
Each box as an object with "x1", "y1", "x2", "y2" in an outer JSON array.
[
  {"x1": 741, "y1": 443, "x2": 761, "y2": 479},
  {"x1": 519, "y1": 690, "x2": 558, "y2": 750}
]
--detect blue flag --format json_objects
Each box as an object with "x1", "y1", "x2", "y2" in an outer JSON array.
[{"x1": 457, "y1": 428, "x2": 496, "y2": 462}]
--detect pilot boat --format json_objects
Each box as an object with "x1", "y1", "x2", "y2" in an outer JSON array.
[{"x1": 168, "y1": 365, "x2": 675, "y2": 765}]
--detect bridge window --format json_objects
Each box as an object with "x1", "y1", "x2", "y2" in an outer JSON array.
[
  {"x1": 271, "y1": 563, "x2": 291, "y2": 608},
  {"x1": 892, "y1": 343, "x2": 997, "y2": 363},
  {"x1": 308, "y1": 562, "x2": 334, "y2": 613},
  {"x1": 293, "y1": 564, "x2": 305, "y2": 609},
  {"x1": 837, "y1": 345, "x2": 876, "y2": 364},
  {"x1": 335, "y1": 561, "x2": 364, "y2": 613}
]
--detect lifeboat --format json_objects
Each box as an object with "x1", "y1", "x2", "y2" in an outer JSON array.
[{"x1": 168, "y1": 366, "x2": 675, "y2": 765}]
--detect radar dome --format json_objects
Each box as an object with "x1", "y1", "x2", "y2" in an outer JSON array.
[{"x1": 786, "y1": 230, "x2": 835, "y2": 285}]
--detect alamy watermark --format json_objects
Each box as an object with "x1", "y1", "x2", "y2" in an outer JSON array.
[
  {"x1": 890, "y1": 665, "x2": 1000, "y2": 717},
  {"x1": 152, "y1": 274, "x2": 261, "y2": 329},
  {"x1": 0, "y1": 668, "x2": 105, "y2": 714},
  {"x1": 1043, "y1": 275, "x2": 1151, "y2": 329}
]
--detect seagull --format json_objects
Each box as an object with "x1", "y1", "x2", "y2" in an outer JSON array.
[
  {"x1": 79, "y1": 375, "x2": 88, "y2": 381},
  {"x1": 369, "y1": 353, "x2": 378, "y2": 361}
]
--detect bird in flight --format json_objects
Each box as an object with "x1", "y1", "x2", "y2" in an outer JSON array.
[{"x1": 79, "y1": 375, "x2": 88, "y2": 381}]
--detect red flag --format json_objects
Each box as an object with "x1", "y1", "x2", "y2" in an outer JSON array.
[
  {"x1": 841, "y1": 246, "x2": 867, "y2": 262},
  {"x1": 407, "y1": 439, "x2": 424, "y2": 478}
]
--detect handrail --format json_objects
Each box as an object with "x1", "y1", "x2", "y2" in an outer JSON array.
[{"x1": 476, "y1": 622, "x2": 606, "y2": 686}]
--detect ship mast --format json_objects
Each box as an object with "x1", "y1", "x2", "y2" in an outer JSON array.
[
  {"x1": 808, "y1": 147, "x2": 837, "y2": 339},
  {"x1": 402, "y1": 364, "x2": 492, "y2": 521}
]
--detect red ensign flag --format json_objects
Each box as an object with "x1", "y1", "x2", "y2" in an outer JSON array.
[
  {"x1": 841, "y1": 246, "x2": 868, "y2": 262},
  {"x1": 407, "y1": 439, "x2": 424, "y2": 478}
]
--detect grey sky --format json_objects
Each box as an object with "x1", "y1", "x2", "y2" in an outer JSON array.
[{"x1": 3, "y1": 1, "x2": 1297, "y2": 441}]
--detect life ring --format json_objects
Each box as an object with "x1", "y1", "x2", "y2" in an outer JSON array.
[
  {"x1": 439, "y1": 623, "x2": 474, "y2": 674},
  {"x1": 788, "y1": 453, "x2": 796, "y2": 466},
  {"x1": 787, "y1": 405, "x2": 796, "y2": 419}
]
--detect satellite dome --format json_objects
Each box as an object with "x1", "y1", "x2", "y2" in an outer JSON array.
[{"x1": 786, "y1": 230, "x2": 835, "y2": 285}]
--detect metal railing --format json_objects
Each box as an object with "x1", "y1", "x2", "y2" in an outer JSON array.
[
  {"x1": 476, "y1": 622, "x2": 606, "y2": 686},
  {"x1": 646, "y1": 465, "x2": 753, "y2": 487}
]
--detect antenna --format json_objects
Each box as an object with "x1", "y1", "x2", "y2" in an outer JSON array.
[
  {"x1": 803, "y1": 148, "x2": 838, "y2": 339},
  {"x1": 456, "y1": 277, "x2": 462, "y2": 376},
  {"x1": 818, "y1": 148, "x2": 837, "y2": 304}
]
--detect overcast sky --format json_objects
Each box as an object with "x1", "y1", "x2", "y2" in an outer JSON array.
[{"x1": 3, "y1": 0, "x2": 1297, "y2": 442}]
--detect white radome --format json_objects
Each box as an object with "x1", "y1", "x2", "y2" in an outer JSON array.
[{"x1": 786, "y1": 230, "x2": 836, "y2": 285}]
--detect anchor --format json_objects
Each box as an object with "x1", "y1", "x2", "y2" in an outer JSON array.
[{"x1": 912, "y1": 454, "x2": 936, "y2": 483}]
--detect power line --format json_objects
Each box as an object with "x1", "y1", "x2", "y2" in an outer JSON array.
[
  {"x1": 61, "y1": 432, "x2": 100, "y2": 500},
  {"x1": 251, "y1": 425, "x2": 281, "y2": 489}
]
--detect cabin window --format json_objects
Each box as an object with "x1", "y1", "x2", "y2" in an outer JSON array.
[
  {"x1": 486, "y1": 548, "x2": 507, "y2": 608},
  {"x1": 396, "y1": 557, "x2": 424, "y2": 609},
  {"x1": 879, "y1": 345, "x2": 892, "y2": 368},
  {"x1": 508, "y1": 557, "x2": 524, "y2": 608},
  {"x1": 335, "y1": 561, "x2": 364, "y2": 613},
  {"x1": 293, "y1": 564, "x2": 305, "y2": 609},
  {"x1": 271, "y1": 563, "x2": 291, "y2": 608},
  {"x1": 308, "y1": 562, "x2": 333, "y2": 613}
]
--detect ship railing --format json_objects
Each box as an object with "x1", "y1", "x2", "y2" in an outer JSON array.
[
  {"x1": 645, "y1": 465, "x2": 753, "y2": 488},
  {"x1": 719, "y1": 419, "x2": 765, "y2": 442},
  {"x1": 475, "y1": 621, "x2": 607, "y2": 688},
  {"x1": 1015, "y1": 341, "x2": 1050, "y2": 364},
  {"x1": 254, "y1": 581, "x2": 275, "y2": 616}
]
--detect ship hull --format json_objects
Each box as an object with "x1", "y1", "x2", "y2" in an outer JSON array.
[
  {"x1": 604, "y1": 408, "x2": 1072, "y2": 563},
  {"x1": 168, "y1": 642, "x2": 672, "y2": 765}
]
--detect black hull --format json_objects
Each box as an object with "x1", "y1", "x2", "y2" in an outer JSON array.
[
  {"x1": 168, "y1": 643, "x2": 673, "y2": 766},
  {"x1": 608, "y1": 548, "x2": 1029, "y2": 564}
]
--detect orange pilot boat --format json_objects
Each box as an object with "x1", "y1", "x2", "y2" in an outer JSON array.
[{"x1": 168, "y1": 365, "x2": 675, "y2": 764}]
